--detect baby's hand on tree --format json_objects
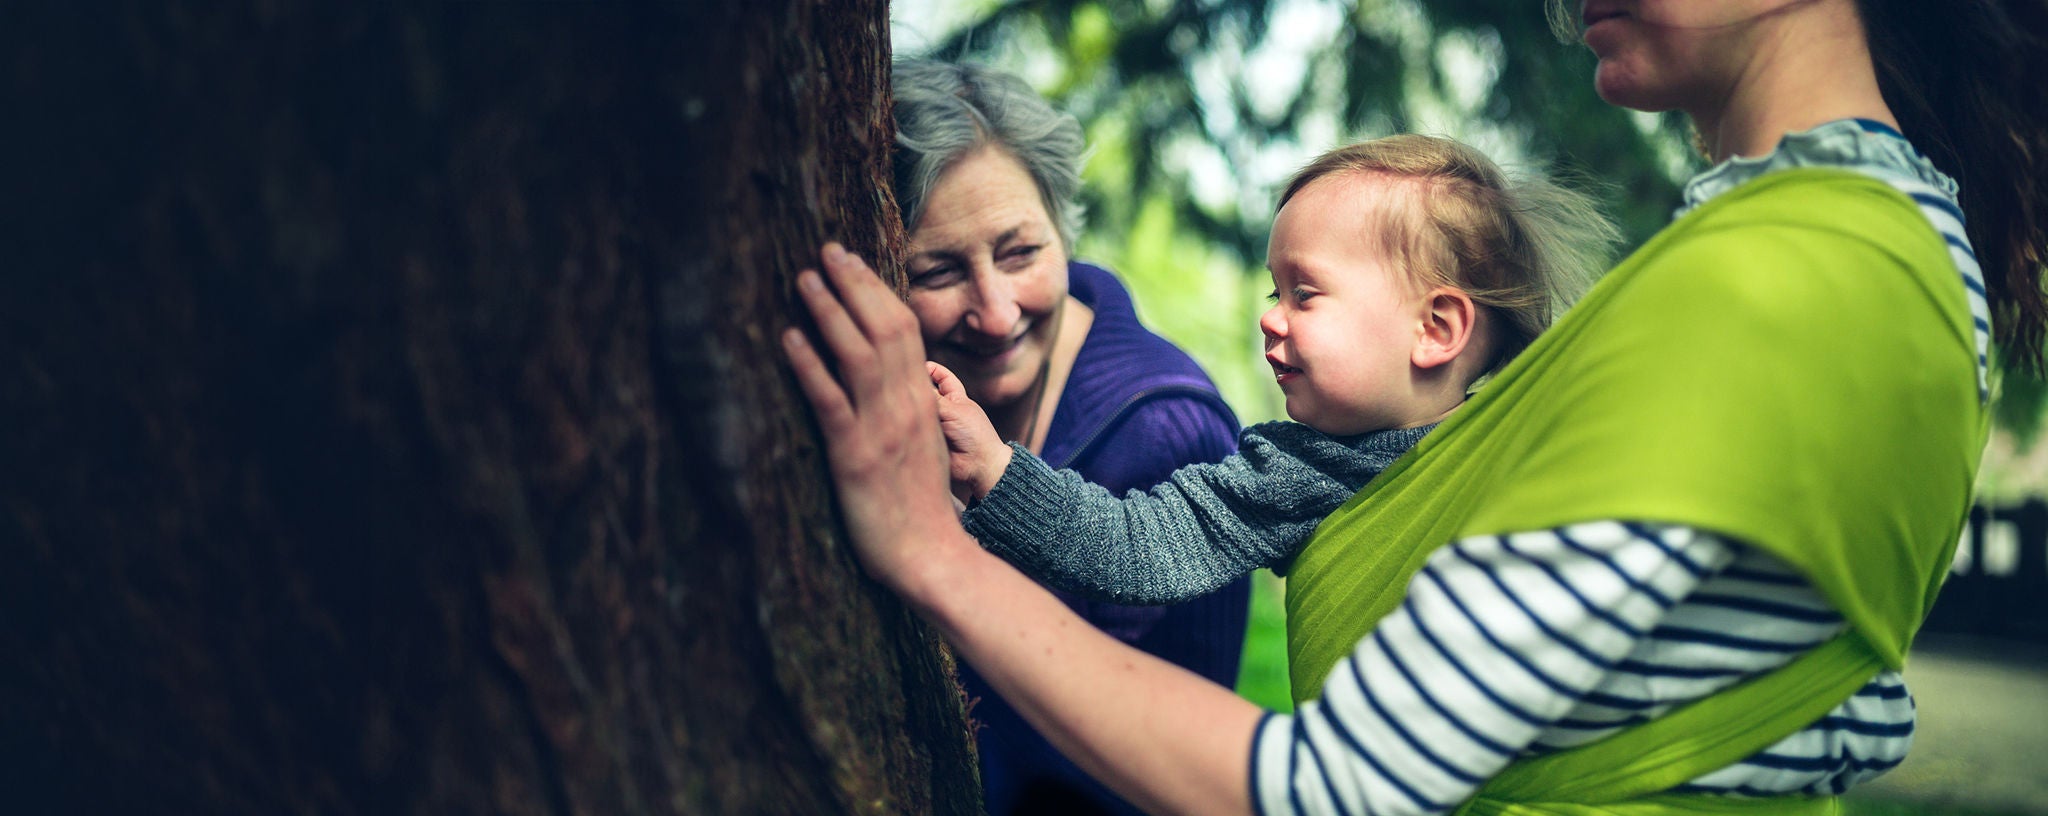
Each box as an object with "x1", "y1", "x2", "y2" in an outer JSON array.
[{"x1": 929, "y1": 361, "x2": 1012, "y2": 504}]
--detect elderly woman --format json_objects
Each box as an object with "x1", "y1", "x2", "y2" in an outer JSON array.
[
  {"x1": 786, "y1": 2, "x2": 2047, "y2": 813},
  {"x1": 889, "y1": 59, "x2": 1251, "y2": 815}
]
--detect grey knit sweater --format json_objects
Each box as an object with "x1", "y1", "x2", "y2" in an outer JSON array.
[{"x1": 961, "y1": 420, "x2": 1435, "y2": 605}]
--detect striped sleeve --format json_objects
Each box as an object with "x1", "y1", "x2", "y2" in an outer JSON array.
[
  {"x1": 1251, "y1": 522, "x2": 1735, "y2": 816},
  {"x1": 1670, "y1": 671, "x2": 1914, "y2": 797},
  {"x1": 1882, "y1": 175, "x2": 1989, "y2": 400}
]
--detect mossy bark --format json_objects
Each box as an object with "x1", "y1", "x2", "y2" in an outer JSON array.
[{"x1": 0, "y1": 2, "x2": 980, "y2": 813}]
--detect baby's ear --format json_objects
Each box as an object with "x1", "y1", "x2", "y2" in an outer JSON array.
[{"x1": 1413, "y1": 287, "x2": 1478, "y2": 370}]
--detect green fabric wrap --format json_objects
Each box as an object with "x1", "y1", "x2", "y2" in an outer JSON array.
[{"x1": 1283, "y1": 169, "x2": 1986, "y2": 811}]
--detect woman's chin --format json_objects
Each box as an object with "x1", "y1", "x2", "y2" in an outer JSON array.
[
  {"x1": 939, "y1": 349, "x2": 1018, "y2": 380},
  {"x1": 945, "y1": 363, "x2": 1035, "y2": 409},
  {"x1": 1592, "y1": 60, "x2": 1691, "y2": 114},
  {"x1": 1594, "y1": 70, "x2": 1659, "y2": 113},
  {"x1": 938, "y1": 341, "x2": 1048, "y2": 398}
]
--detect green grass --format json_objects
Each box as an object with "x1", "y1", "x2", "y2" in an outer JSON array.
[
  {"x1": 1234, "y1": 569, "x2": 1293, "y2": 712},
  {"x1": 1844, "y1": 798, "x2": 2036, "y2": 816}
]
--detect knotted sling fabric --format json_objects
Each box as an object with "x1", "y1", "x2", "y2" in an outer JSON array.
[{"x1": 1282, "y1": 169, "x2": 1986, "y2": 812}]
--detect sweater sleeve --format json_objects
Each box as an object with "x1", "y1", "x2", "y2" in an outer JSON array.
[{"x1": 962, "y1": 421, "x2": 1394, "y2": 605}]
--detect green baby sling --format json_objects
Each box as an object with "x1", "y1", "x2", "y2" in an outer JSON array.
[{"x1": 1284, "y1": 169, "x2": 1988, "y2": 814}]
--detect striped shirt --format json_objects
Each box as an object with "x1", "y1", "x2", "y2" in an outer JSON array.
[
  {"x1": 1251, "y1": 526, "x2": 1913, "y2": 815},
  {"x1": 1251, "y1": 121, "x2": 1980, "y2": 814},
  {"x1": 1676, "y1": 118, "x2": 1990, "y2": 400}
]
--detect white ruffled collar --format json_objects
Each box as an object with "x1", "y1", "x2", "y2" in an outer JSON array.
[{"x1": 1677, "y1": 119, "x2": 1959, "y2": 217}]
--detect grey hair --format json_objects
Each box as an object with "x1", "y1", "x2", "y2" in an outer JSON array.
[
  {"x1": 892, "y1": 60, "x2": 1087, "y2": 251},
  {"x1": 1545, "y1": 0, "x2": 1580, "y2": 42}
]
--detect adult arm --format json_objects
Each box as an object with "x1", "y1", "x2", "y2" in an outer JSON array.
[
  {"x1": 965, "y1": 421, "x2": 1384, "y2": 604},
  {"x1": 781, "y1": 245, "x2": 1865, "y2": 815},
  {"x1": 783, "y1": 244, "x2": 1261, "y2": 815}
]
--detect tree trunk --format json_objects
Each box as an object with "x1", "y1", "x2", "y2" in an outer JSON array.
[{"x1": 0, "y1": 3, "x2": 980, "y2": 813}]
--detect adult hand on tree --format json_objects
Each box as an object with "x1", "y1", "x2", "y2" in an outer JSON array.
[
  {"x1": 785, "y1": 245, "x2": 1257, "y2": 816},
  {"x1": 783, "y1": 243, "x2": 966, "y2": 592}
]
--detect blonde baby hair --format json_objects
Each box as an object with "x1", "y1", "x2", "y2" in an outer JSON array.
[{"x1": 1280, "y1": 134, "x2": 1622, "y2": 376}]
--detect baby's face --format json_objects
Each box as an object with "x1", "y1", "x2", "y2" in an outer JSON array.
[{"x1": 1259, "y1": 174, "x2": 1429, "y2": 437}]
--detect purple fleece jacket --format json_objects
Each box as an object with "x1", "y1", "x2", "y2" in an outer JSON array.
[{"x1": 965, "y1": 261, "x2": 1249, "y2": 816}]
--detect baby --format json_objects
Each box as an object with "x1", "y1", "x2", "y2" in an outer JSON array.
[{"x1": 936, "y1": 134, "x2": 1619, "y2": 603}]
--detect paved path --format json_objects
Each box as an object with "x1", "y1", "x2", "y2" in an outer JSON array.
[{"x1": 1849, "y1": 636, "x2": 2048, "y2": 814}]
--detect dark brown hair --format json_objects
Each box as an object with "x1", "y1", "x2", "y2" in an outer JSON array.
[{"x1": 1858, "y1": 0, "x2": 2048, "y2": 370}]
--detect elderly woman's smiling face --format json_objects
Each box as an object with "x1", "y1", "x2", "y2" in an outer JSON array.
[{"x1": 906, "y1": 146, "x2": 1070, "y2": 411}]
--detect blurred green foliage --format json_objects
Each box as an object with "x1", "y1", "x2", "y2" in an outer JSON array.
[
  {"x1": 899, "y1": 0, "x2": 2048, "y2": 456},
  {"x1": 901, "y1": 0, "x2": 1696, "y2": 424},
  {"x1": 919, "y1": 0, "x2": 1694, "y2": 259}
]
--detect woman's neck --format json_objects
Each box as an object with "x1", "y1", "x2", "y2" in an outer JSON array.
[
  {"x1": 986, "y1": 295, "x2": 1094, "y2": 455},
  {"x1": 1690, "y1": 1, "x2": 1897, "y2": 162}
]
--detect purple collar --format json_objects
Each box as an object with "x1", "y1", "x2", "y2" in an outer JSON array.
[{"x1": 1041, "y1": 262, "x2": 1236, "y2": 468}]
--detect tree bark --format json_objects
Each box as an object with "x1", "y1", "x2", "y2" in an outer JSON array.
[{"x1": 0, "y1": 2, "x2": 980, "y2": 813}]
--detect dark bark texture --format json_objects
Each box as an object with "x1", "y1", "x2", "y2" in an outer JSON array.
[{"x1": 1, "y1": 2, "x2": 980, "y2": 813}]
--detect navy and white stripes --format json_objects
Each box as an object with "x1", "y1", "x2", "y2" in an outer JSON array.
[
  {"x1": 1251, "y1": 523, "x2": 1916, "y2": 816},
  {"x1": 1843, "y1": 118, "x2": 1989, "y2": 400},
  {"x1": 1886, "y1": 174, "x2": 1990, "y2": 400}
]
